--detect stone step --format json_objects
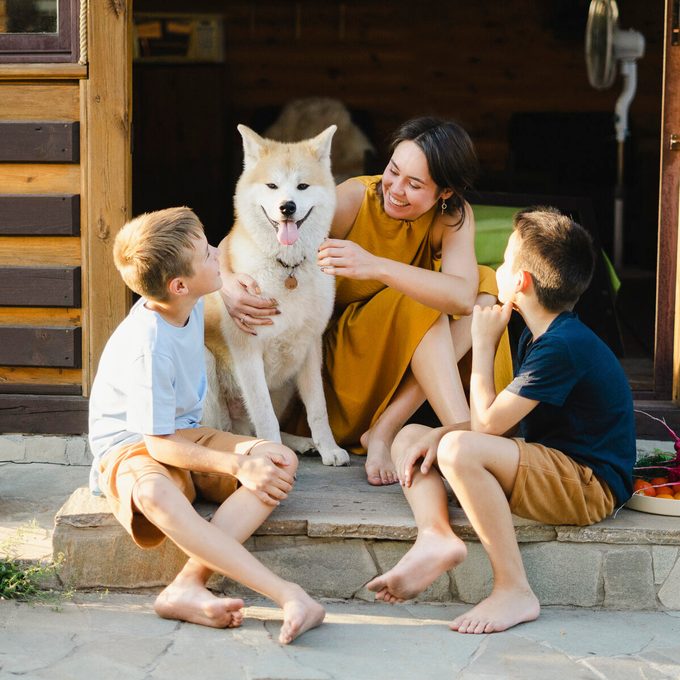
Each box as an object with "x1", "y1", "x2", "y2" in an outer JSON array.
[{"x1": 53, "y1": 455, "x2": 680, "y2": 610}]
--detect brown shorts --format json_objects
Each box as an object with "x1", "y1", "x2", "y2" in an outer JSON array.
[
  {"x1": 97, "y1": 427, "x2": 265, "y2": 548},
  {"x1": 509, "y1": 439, "x2": 615, "y2": 526}
]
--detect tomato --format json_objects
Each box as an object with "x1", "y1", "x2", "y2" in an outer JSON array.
[{"x1": 633, "y1": 479, "x2": 656, "y2": 497}]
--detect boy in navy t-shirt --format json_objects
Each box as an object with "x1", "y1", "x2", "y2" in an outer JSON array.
[{"x1": 366, "y1": 207, "x2": 635, "y2": 635}]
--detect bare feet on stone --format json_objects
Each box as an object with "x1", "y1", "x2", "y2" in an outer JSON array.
[
  {"x1": 366, "y1": 528, "x2": 467, "y2": 602},
  {"x1": 154, "y1": 578, "x2": 244, "y2": 629},
  {"x1": 449, "y1": 586, "x2": 540, "y2": 634},
  {"x1": 278, "y1": 586, "x2": 326, "y2": 644},
  {"x1": 361, "y1": 428, "x2": 399, "y2": 486}
]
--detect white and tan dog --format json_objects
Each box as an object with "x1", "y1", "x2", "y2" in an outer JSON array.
[{"x1": 202, "y1": 125, "x2": 349, "y2": 466}]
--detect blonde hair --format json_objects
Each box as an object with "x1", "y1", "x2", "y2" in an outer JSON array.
[{"x1": 113, "y1": 207, "x2": 204, "y2": 300}]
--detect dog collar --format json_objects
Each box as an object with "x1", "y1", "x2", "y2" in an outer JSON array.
[{"x1": 276, "y1": 256, "x2": 305, "y2": 290}]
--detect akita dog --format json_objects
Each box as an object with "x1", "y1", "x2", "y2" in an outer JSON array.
[{"x1": 202, "y1": 125, "x2": 350, "y2": 466}]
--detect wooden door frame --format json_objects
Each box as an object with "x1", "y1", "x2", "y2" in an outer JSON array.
[
  {"x1": 82, "y1": 0, "x2": 132, "y2": 396},
  {"x1": 660, "y1": 0, "x2": 680, "y2": 401}
]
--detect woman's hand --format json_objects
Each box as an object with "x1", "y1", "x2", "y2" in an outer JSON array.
[
  {"x1": 318, "y1": 238, "x2": 381, "y2": 280},
  {"x1": 220, "y1": 271, "x2": 279, "y2": 336}
]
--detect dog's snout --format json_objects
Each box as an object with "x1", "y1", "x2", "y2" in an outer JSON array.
[{"x1": 280, "y1": 201, "x2": 296, "y2": 217}]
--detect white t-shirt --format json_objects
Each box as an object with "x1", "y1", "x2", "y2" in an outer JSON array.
[{"x1": 88, "y1": 297, "x2": 206, "y2": 493}]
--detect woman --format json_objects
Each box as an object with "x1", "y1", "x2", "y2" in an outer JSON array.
[{"x1": 221, "y1": 117, "x2": 512, "y2": 485}]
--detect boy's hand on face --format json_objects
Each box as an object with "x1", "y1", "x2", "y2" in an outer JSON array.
[
  {"x1": 236, "y1": 449, "x2": 295, "y2": 506},
  {"x1": 471, "y1": 302, "x2": 513, "y2": 348}
]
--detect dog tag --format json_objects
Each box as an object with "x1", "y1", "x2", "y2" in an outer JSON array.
[{"x1": 285, "y1": 274, "x2": 298, "y2": 290}]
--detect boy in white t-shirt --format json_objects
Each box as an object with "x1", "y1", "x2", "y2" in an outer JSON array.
[{"x1": 89, "y1": 207, "x2": 324, "y2": 644}]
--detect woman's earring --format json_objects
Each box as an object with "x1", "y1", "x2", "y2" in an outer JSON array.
[{"x1": 441, "y1": 199, "x2": 448, "y2": 215}]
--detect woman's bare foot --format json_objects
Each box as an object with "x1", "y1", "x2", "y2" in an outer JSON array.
[
  {"x1": 366, "y1": 528, "x2": 467, "y2": 602},
  {"x1": 278, "y1": 586, "x2": 326, "y2": 644},
  {"x1": 449, "y1": 586, "x2": 540, "y2": 634},
  {"x1": 154, "y1": 577, "x2": 244, "y2": 629},
  {"x1": 361, "y1": 428, "x2": 399, "y2": 486}
]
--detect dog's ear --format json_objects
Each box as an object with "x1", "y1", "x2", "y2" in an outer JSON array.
[
  {"x1": 307, "y1": 125, "x2": 337, "y2": 162},
  {"x1": 237, "y1": 125, "x2": 267, "y2": 166}
]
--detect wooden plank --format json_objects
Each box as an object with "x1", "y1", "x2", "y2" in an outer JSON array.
[
  {"x1": 0, "y1": 326, "x2": 81, "y2": 367},
  {"x1": 0, "y1": 83, "x2": 79, "y2": 120},
  {"x1": 0, "y1": 307, "x2": 81, "y2": 326},
  {"x1": 0, "y1": 164, "x2": 80, "y2": 193},
  {"x1": 0, "y1": 383, "x2": 81, "y2": 395},
  {"x1": 0, "y1": 194, "x2": 80, "y2": 235},
  {"x1": 0, "y1": 266, "x2": 81, "y2": 307},
  {"x1": 0, "y1": 237, "x2": 80, "y2": 266},
  {"x1": 84, "y1": 0, "x2": 133, "y2": 392},
  {"x1": 0, "y1": 64, "x2": 87, "y2": 80},
  {"x1": 0, "y1": 366, "x2": 81, "y2": 386},
  {"x1": 0, "y1": 121, "x2": 79, "y2": 163},
  {"x1": 0, "y1": 394, "x2": 87, "y2": 434}
]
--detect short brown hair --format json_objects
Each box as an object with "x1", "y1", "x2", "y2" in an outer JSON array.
[
  {"x1": 113, "y1": 207, "x2": 204, "y2": 300},
  {"x1": 513, "y1": 207, "x2": 595, "y2": 312}
]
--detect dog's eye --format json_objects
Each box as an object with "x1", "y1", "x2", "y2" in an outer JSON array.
[
  {"x1": 297, "y1": 183, "x2": 309, "y2": 190},
  {"x1": 266, "y1": 183, "x2": 278, "y2": 190}
]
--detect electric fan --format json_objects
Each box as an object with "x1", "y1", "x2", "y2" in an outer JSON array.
[{"x1": 585, "y1": 0, "x2": 645, "y2": 270}]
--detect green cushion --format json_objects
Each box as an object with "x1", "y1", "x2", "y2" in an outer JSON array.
[{"x1": 472, "y1": 204, "x2": 516, "y2": 270}]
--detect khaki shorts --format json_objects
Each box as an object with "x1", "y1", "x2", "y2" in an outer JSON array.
[
  {"x1": 97, "y1": 427, "x2": 265, "y2": 549},
  {"x1": 509, "y1": 439, "x2": 615, "y2": 526}
]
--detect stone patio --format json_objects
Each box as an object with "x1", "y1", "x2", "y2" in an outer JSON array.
[{"x1": 3, "y1": 434, "x2": 680, "y2": 611}]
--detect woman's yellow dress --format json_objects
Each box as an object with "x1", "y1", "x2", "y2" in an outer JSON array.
[{"x1": 323, "y1": 176, "x2": 513, "y2": 454}]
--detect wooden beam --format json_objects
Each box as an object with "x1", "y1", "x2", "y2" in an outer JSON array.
[
  {"x1": 0, "y1": 195, "x2": 80, "y2": 235},
  {"x1": 0, "y1": 266, "x2": 81, "y2": 307},
  {"x1": 0, "y1": 326, "x2": 81, "y2": 367},
  {"x1": 0, "y1": 164, "x2": 80, "y2": 193},
  {"x1": 0, "y1": 236, "x2": 80, "y2": 266},
  {"x1": 83, "y1": 0, "x2": 133, "y2": 394},
  {"x1": 0, "y1": 121, "x2": 79, "y2": 163},
  {"x1": 0, "y1": 64, "x2": 87, "y2": 80},
  {"x1": 0, "y1": 83, "x2": 80, "y2": 120},
  {"x1": 0, "y1": 394, "x2": 87, "y2": 434}
]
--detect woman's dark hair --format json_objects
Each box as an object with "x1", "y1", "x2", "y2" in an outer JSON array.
[{"x1": 388, "y1": 116, "x2": 479, "y2": 228}]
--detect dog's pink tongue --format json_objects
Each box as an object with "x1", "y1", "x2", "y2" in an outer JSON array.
[{"x1": 277, "y1": 221, "x2": 299, "y2": 246}]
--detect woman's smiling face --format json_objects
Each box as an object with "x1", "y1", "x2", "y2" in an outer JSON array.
[{"x1": 381, "y1": 140, "x2": 444, "y2": 221}]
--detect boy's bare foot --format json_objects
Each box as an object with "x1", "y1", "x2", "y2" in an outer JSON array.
[
  {"x1": 449, "y1": 586, "x2": 540, "y2": 634},
  {"x1": 278, "y1": 586, "x2": 326, "y2": 644},
  {"x1": 154, "y1": 579, "x2": 244, "y2": 629},
  {"x1": 366, "y1": 529, "x2": 467, "y2": 602},
  {"x1": 361, "y1": 428, "x2": 398, "y2": 486}
]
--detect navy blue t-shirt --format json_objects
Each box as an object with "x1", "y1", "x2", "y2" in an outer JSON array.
[{"x1": 507, "y1": 312, "x2": 635, "y2": 506}]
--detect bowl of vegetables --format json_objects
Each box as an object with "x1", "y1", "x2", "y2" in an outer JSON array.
[{"x1": 626, "y1": 411, "x2": 680, "y2": 517}]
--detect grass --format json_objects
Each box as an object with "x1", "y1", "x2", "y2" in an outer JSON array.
[{"x1": 0, "y1": 521, "x2": 71, "y2": 605}]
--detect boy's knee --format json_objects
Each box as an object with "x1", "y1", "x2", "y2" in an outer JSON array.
[
  {"x1": 392, "y1": 424, "x2": 425, "y2": 460},
  {"x1": 438, "y1": 430, "x2": 480, "y2": 475},
  {"x1": 133, "y1": 474, "x2": 175, "y2": 517}
]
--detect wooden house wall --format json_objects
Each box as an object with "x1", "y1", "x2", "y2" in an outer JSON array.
[
  {"x1": 137, "y1": 0, "x2": 664, "y2": 269},
  {"x1": 0, "y1": 75, "x2": 84, "y2": 403},
  {"x1": 0, "y1": 0, "x2": 131, "y2": 434}
]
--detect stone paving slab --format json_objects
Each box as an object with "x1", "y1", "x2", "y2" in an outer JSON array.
[
  {"x1": 2, "y1": 593, "x2": 680, "y2": 680},
  {"x1": 5, "y1": 454, "x2": 680, "y2": 609}
]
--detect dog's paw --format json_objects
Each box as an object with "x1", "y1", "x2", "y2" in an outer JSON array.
[
  {"x1": 319, "y1": 446, "x2": 350, "y2": 467},
  {"x1": 281, "y1": 433, "x2": 317, "y2": 455}
]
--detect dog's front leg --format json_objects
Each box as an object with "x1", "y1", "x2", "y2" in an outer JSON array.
[
  {"x1": 231, "y1": 349, "x2": 282, "y2": 443},
  {"x1": 296, "y1": 338, "x2": 350, "y2": 466}
]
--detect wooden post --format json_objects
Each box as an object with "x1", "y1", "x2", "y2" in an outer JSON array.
[
  {"x1": 81, "y1": 0, "x2": 132, "y2": 395},
  {"x1": 663, "y1": 0, "x2": 680, "y2": 401}
]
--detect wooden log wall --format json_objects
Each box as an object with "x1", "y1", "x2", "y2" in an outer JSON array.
[
  {"x1": 0, "y1": 75, "x2": 84, "y2": 402},
  {"x1": 0, "y1": 1, "x2": 132, "y2": 434}
]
